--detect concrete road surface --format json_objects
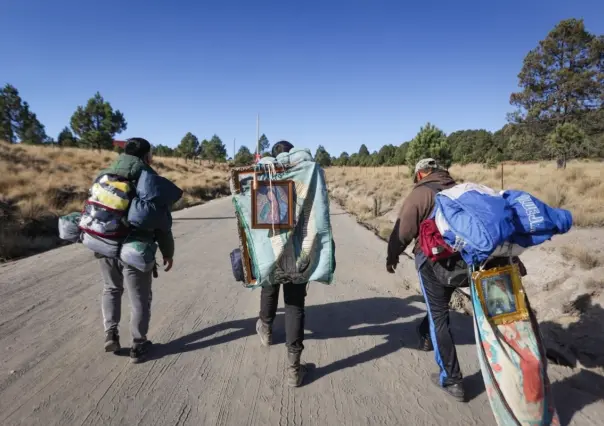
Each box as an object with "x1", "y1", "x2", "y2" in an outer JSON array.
[{"x1": 1, "y1": 198, "x2": 603, "y2": 426}]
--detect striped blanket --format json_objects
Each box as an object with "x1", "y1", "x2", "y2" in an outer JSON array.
[{"x1": 231, "y1": 150, "x2": 334, "y2": 288}]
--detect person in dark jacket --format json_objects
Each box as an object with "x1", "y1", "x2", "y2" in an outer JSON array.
[
  {"x1": 99, "y1": 138, "x2": 175, "y2": 363},
  {"x1": 255, "y1": 140, "x2": 308, "y2": 388},
  {"x1": 386, "y1": 158, "x2": 466, "y2": 402}
]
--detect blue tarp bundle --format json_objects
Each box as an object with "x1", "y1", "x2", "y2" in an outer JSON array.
[
  {"x1": 435, "y1": 183, "x2": 573, "y2": 264},
  {"x1": 127, "y1": 170, "x2": 183, "y2": 232}
]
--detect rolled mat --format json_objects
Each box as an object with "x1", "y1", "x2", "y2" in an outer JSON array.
[{"x1": 470, "y1": 279, "x2": 560, "y2": 425}]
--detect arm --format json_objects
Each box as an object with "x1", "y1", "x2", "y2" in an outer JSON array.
[
  {"x1": 386, "y1": 186, "x2": 435, "y2": 271},
  {"x1": 155, "y1": 228, "x2": 175, "y2": 270}
]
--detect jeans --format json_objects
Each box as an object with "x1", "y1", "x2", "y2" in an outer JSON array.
[
  {"x1": 259, "y1": 283, "x2": 307, "y2": 354},
  {"x1": 99, "y1": 258, "x2": 153, "y2": 344},
  {"x1": 417, "y1": 260, "x2": 463, "y2": 386}
]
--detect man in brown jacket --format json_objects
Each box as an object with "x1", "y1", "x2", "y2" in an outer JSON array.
[{"x1": 386, "y1": 158, "x2": 466, "y2": 402}]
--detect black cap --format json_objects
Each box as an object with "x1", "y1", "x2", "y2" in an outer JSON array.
[
  {"x1": 271, "y1": 140, "x2": 294, "y2": 157},
  {"x1": 125, "y1": 137, "x2": 152, "y2": 159}
]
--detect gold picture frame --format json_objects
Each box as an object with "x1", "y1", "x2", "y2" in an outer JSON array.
[
  {"x1": 472, "y1": 264, "x2": 529, "y2": 325},
  {"x1": 251, "y1": 180, "x2": 295, "y2": 230}
]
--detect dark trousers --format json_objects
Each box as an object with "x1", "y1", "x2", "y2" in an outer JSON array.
[
  {"x1": 259, "y1": 283, "x2": 307, "y2": 354},
  {"x1": 417, "y1": 261, "x2": 462, "y2": 386}
]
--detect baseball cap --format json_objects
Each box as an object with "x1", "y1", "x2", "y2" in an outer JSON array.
[{"x1": 413, "y1": 158, "x2": 444, "y2": 182}]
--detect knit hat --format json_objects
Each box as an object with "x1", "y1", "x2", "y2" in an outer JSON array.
[{"x1": 125, "y1": 138, "x2": 152, "y2": 159}]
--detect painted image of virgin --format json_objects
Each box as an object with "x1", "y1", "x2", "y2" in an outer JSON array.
[{"x1": 484, "y1": 276, "x2": 517, "y2": 316}]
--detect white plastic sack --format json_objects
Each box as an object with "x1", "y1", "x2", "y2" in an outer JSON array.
[{"x1": 58, "y1": 212, "x2": 82, "y2": 243}]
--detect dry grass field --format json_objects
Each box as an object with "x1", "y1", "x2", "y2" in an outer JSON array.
[
  {"x1": 326, "y1": 161, "x2": 604, "y2": 240},
  {"x1": 0, "y1": 141, "x2": 230, "y2": 260}
]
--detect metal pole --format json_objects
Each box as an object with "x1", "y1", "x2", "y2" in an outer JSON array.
[
  {"x1": 256, "y1": 114, "x2": 260, "y2": 156},
  {"x1": 233, "y1": 138, "x2": 236, "y2": 159},
  {"x1": 501, "y1": 163, "x2": 504, "y2": 190}
]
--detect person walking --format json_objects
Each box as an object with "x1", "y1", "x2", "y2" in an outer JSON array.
[
  {"x1": 255, "y1": 140, "x2": 309, "y2": 388},
  {"x1": 98, "y1": 138, "x2": 175, "y2": 363},
  {"x1": 386, "y1": 158, "x2": 466, "y2": 401}
]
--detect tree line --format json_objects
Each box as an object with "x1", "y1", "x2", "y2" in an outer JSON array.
[{"x1": 324, "y1": 18, "x2": 603, "y2": 168}]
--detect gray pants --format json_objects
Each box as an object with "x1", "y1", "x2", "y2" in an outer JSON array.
[{"x1": 99, "y1": 258, "x2": 153, "y2": 343}]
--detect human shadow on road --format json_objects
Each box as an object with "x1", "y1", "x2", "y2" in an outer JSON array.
[
  {"x1": 148, "y1": 295, "x2": 479, "y2": 398},
  {"x1": 552, "y1": 369, "x2": 604, "y2": 426},
  {"x1": 540, "y1": 294, "x2": 604, "y2": 370}
]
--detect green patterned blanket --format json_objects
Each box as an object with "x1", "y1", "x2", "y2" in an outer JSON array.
[{"x1": 231, "y1": 148, "x2": 335, "y2": 288}]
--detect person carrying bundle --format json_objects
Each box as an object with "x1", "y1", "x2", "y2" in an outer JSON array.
[
  {"x1": 386, "y1": 158, "x2": 466, "y2": 401},
  {"x1": 61, "y1": 138, "x2": 182, "y2": 363}
]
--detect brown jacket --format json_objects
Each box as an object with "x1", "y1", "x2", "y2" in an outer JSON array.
[{"x1": 387, "y1": 170, "x2": 456, "y2": 265}]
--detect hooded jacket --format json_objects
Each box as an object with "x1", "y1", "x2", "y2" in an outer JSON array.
[
  {"x1": 97, "y1": 154, "x2": 175, "y2": 259},
  {"x1": 387, "y1": 170, "x2": 456, "y2": 266}
]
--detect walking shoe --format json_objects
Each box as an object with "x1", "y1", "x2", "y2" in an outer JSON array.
[
  {"x1": 256, "y1": 319, "x2": 272, "y2": 347},
  {"x1": 130, "y1": 340, "x2": 152, "y2": 364},
  {"x1": 104, "y1": 330, "x2": 121, "y2": 353},
  {"x1": 417, "y1": 327, "x2": 433, "y2": 352},
  {"x1": 430, "y1": 373, "x2": 465, "y2": 402},
  {"x1": 287, "y1": 352, "x2": 307, "y2": 388}
]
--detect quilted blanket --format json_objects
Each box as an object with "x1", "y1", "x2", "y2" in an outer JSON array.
[{"x1": 231, "y1": 150, "x2": 334, "y2": 288}]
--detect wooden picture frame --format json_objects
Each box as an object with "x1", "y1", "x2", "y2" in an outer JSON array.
[
  {"x1": 236, "y1": 221, "x2": 256, "y2": 285},
  {"x1": 472, "y1": 264, "x2": 529, "y2": 325},
  {"x1": 251, "y1": 180, "x2": 295, "y2": 230}
]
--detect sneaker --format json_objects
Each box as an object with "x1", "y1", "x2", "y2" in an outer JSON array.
[
  {"x1": 256, "y1": 319, "x2": 272, "y2": 347},
  {"x1": 104, "y1": 330, "x2": 120, "y2": 353},
  {"x1": 287, "y1": 352, "x2": 307, "y2": 388},
  {"x1": 430, "y1": 373, "x2": 465, "y2": 402},
  {"x1": 130, "y1": 340, "x2": 152, "y2": 364}
]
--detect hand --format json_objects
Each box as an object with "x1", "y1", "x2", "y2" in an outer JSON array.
[
  {"x1": 386, "y1": 263, "x2": 397, "y2": 274},
  {"x1": 163, "y1": 257, "x2": 174, "y2": 272}
]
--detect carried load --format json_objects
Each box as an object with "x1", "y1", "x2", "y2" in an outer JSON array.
[
  {"x1": 58, "y1": 158, "x2": 182, "y2": 273},
  {"x1": 230, "y1": 147, "x2": 335, "y2": 288},
  {"x1": 421, "y1": 182, "x2": 569, "y2": 426}
]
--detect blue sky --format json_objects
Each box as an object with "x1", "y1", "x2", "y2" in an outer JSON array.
[{"x1": 1, "y1": 1, "x2": 603, "y2": 157}]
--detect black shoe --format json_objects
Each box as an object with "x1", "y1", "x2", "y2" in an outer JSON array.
[
  {"x1": 104, "y1": 330, "x2": 121, "y2": 353},
  {"x1": 430, "y1": 373, "x2": 465, "y2": 402},
  {"x1": 287, "y1": 352, "x2": 307, "y2": 388},
  {"x1": 417, "y1": 328, "x2": 433, "y2": 352},
  {"x1": 130, "y1": 340, "x2": 152, "y2": 364}
]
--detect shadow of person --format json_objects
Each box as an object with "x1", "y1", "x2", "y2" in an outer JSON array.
[
  {"x1": 539, "y1": 294, "x2": 604, "y2": 370},
  {"x1": 552, "y1": 369, "x2": 604, "y2": 426},
  {"x1": 300, "y1": 296, "x2": 477, "y2": 398},
  {"x1": 148, "y1": 296, "x2": 427, "y2": 362},
  {"x1": 147, "y1": 295, "x2": 479, "y2": 399}
]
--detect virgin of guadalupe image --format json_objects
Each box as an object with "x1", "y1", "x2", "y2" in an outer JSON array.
[
  {"x1": 258, "y1": 185, "x2": 288, "y2": 224},
  {"x1": 485, "y1": 276, "x2": 517, "y2": 316}
]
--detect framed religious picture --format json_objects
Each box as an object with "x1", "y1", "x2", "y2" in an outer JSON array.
[
  {"x1": 472, "y1": 264, "x2": 529, "y2": 325},
  {"x1": 251, "y1": 180, "x2": 295, "y2": 230}
]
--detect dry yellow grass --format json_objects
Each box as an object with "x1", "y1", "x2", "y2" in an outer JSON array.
[
  {"x1": 326, "y1": 161, "x2": 604, "y2": 239},
  {"x1": 0, "y1": 141, "x2": 229, "y2": 260}
]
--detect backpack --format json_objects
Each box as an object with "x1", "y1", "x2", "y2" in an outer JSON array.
[
  {"x1": 417, "y1": 181, "x2": 456, "y2": 262},
  {"x1": 418, "y1": 181, "x2": 469, "y2": 288},
  {"x1": 79, "y1": 173, "x2": 135, "y2": 239}
]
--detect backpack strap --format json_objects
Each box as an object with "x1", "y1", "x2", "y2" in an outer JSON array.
[{"x1": 418, "y1": 180, "x2": 443, "y2": 195}]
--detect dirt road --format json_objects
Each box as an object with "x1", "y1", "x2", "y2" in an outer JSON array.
[{"x1": 1, "y1": 198, "x2": 602, "y2": 426}]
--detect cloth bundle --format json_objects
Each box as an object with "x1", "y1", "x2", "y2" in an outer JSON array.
[
  {"x1": 231, "y1": 148, "x2": 335, "y2": 288},
  {"x1": 434, "y1": 183, "x2": 572, "y2": 264}
]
